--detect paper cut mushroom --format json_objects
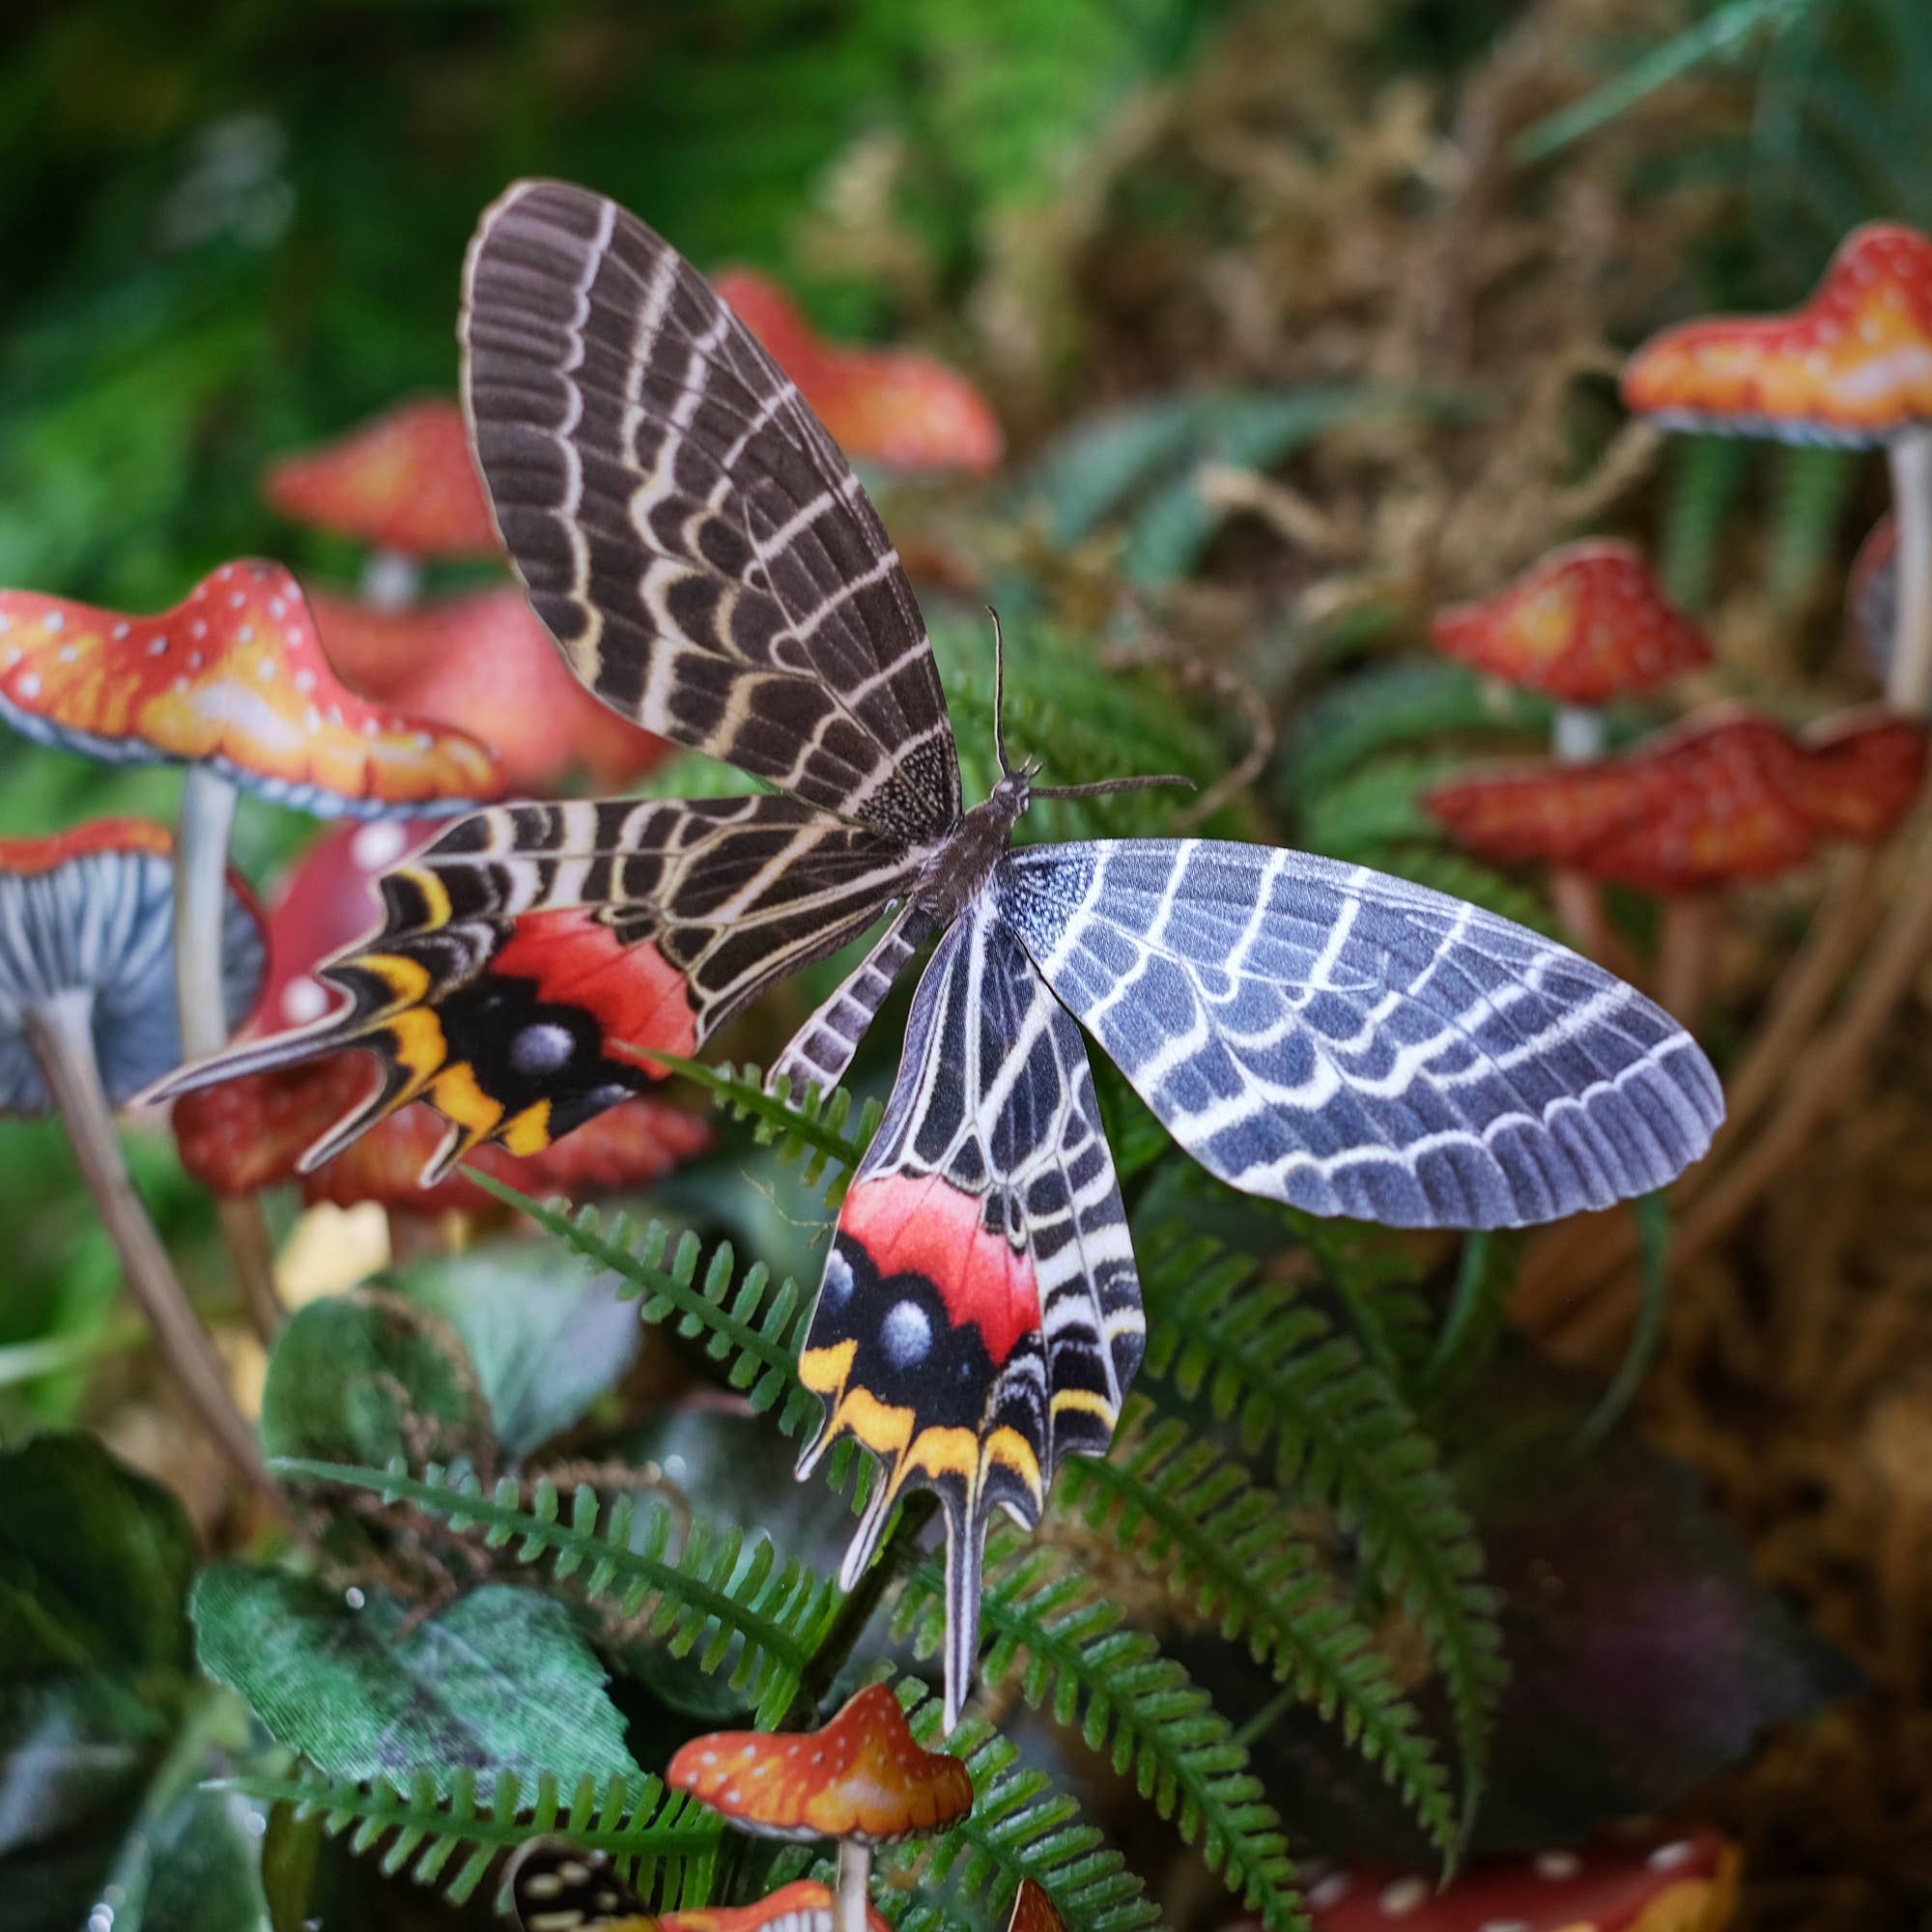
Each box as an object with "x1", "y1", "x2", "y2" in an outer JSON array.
[
  {"x1": 666, "y1": 1684, "x2": 973, "y2": 1932},
  {"x1": 1296, "y1": 1831, "x2": 1740, "y2": 1932},
  {"x1": 0, "y1": 561, "x2": 499, "y2": 1330},
  {"x1": 1623, "y1": 221, "x2": 1932, "y2": 716},
  {"x1": 171, "y1": 818, "x2": 708, "y2": 1219},
  {"x1": 509, "y1": 1841, "x2": 892, "y2": 1932},
  {"x1": 1005, "y1": 1879, "x2": 1065, "y2": 1932},
  {"x1": 0, "y1": 821, "x2": 279, "y2": 1508},
  {"x1": 713, "y1": 269, "x2": 1004, "y2": 474},
  {"x1": 1848, "y1": 513, "x2": 1898, "y2": 685},
  {"x1": 309, "y1": 585, "x2": 668, "y2": 791},
  {"x1": 1426, "y1": 705, "x2": 1927, "y2": 1020},
  {"x1": 265, "y1": 398, "x2": 498, "y2": 606},
  {"x1": 1431, "y1": 542, "x2": 1713, "y2": 763}
]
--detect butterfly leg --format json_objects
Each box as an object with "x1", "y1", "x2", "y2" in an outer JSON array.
[{"x1": 768, "y1": 905, "x2": 933, "y2": 1100}]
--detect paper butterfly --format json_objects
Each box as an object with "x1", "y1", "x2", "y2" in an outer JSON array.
[{"x1": 150, "y1": 180, "x2": 1723, "y2": 1728}]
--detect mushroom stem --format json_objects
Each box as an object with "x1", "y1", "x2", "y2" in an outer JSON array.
[
  {"x1": 174, "y1": 764, "x2": 284, "y2": 1343},
  {"x1": 23, "y1": 991, "x2": 283, "y2": 1516},
  {"x1": 834, "y1": 1841, "x2": 872, "y2": 1932},
  {"x1": 1886, "y1": 426, "x2": 1932, "y2": 718},
  {"x1": 360, "y1": 549, "x2": 421, "y2": 611},
  {"x1": 1548, "y1": 705, "x2": 1613, "y2": 963},
  {"x1": 1657, "y1": 891, "x2": 1722, "y2": 1027},
  {"x1": 1551, "y1": 703, "x2": 1604, "y2": 762}
]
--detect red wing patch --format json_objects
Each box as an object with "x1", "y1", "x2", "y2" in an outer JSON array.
[
  {"x1": 797, "y1": 903, "x2": 1143, "y2": 1733},
  {"x1": 839, "y1": 1172, "x2": 1039, "y2": 1365},
  {"x1": 494, "y1": 911, "x2": 700, "y2": 1060}
]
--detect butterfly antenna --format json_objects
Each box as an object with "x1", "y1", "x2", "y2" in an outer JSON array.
[
  {"x1": 989, "y1": 605, "x2": 1016, "y2": 779},
  {"x1": 1033, "y1": 772, "x2": 1197, "y2": 801}
]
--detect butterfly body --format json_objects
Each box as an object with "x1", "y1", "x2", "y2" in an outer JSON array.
[{"x1": 145, "y1": 178, "x2": 1723, "y2": 1733}]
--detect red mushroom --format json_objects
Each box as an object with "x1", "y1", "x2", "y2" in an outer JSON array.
[
  {"x1": 0, "y1": 821, "x2": 280, "y2": 1510},
  {"x1": 1295, "y1": 1830, "x2": 1740, "y2": 1932},
  {"x1": 509, "y1": 1844, "x2": 893, "y2": 1932},
  {"x1": 1425, "y1": 706, "x2": 1927, "y2": 1020},
  {"x1": 1623, "y1": 222, "x2": 1932, "y2": 715},
  {"x1": 310, "y1": 585, "x2": 668, "y2": 791},
  {"x1": 1431, "y1": 542, "x2": 1713, "y2": 761},
  {"x1": 265, "y1": 398, "x2": 499, "y2": 606},
  {"x1": 1005, "y1": 1879, "x2": 1065, "y2": 1932},
  {"x1": 172, "y1": 818, "x2": 708, "y2": 1219},
  {"x1": 667, "y1": 1683, "x2": 973, "y2": 1932},
  {"x1": 713, "y1": 269, "x2": 1004, "y2": 474},
  {"x1": 0, "y1": 561, "x2": 499, "y2": 1330}
]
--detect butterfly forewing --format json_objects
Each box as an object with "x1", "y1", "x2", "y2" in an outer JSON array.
[
  {"x1": 798, "y1": 897, "x2": 1141, "y2": 1728},
  {"x1": 144, "y1": 795, "x2": 915, "y2": 1174},
  {"x1": 462, "y1": 180, "x2": 961, "y2": 842},
  {"x1": 995, "y1": 838, "x2": 1722, "y2": 1228}
]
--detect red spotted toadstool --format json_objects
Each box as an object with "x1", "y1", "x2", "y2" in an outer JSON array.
[
  {"x1": 1426, "y1": 706, "x2": 1927, "y2": 1019},
  {"x1": 310, "y1": 585, "x2": 668, "y2": 791},
  {"x1": 0, "y1": 561, "x2": 499, "y2": 1330},
  {"x1": 0, "y1": 820, "x2": 278, "y2": 1508},
  {"x1": 1623, "y1": 222, "x2": 1932, "y2": 715},
  {"x1": 666, "y1": 1684, "x2": 972, "y2": 1932},
  {"x1": 713, "y1": 269, "x2": 1004, "y2": 475},
  {"x1": 1295, "y1": 1830, "x2": 1740, "y2": 1932},
  {"x1": 265, "y1": 398, "x2": 499, "y2": 607}
]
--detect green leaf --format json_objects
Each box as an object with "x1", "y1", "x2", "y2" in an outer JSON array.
[
  {"x1": 192, "y1": 1573, "x2": 639, "y2": 1801},
  {"x1": 394, "y1": 1242, "x2": 640, "y2": 1460},
  {"x1": 258, "y1": 1289, "x2": 493, "y2": 1474},
  {"x1": 0, "y1": 1433, "x2": 195, "y2": 1681}
]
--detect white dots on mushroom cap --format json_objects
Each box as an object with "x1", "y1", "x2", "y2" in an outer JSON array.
[
  {"x1": 1378, "y1": 1877, "x2": 1429, "y2": 1918},
  {"x1": 1306, "y1": 1873, "x2": 1351, "y2": 1911},
  {"x1": 1647, "y1": 1839, "x2": 1696, "y2": 1871},
  {"x1": 1532, "y1": 1850, "x2": 1580, "y2": 1881},
  {"x1": 281, "y1": 977, "x2": 330, "y2": 1026}
]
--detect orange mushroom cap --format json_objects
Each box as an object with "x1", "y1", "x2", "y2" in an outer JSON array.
[
  {"x1": 1424, "y1": 706, "x2": 1924, "y2": 895},
  {"x1": 1623, "y1": 222, "x2": 1932, "y2": 443},
  {"x1": 311, "y1": 586, "x2": 668, "y2": 791},
  {"x1": 665, "y1": 1683, "x2": 973, "y2": 1845},
  {"x1": 265, "y1": 399, "x2": 499, "y2": 556},
  {"x1": 1430, "y1": 541, "x2": 1713, "y2": 703},
  {"x1": 662, "y1": 1878, "x2": 893, "y2": 1932},
  {"x1": 714, "y1": 269, "x2": 1004, "y2": 474},
  {"x1": 0, "y1": 561, "x2": 499, "y2": 816},
  {"x1": 1299, "y1": 1831, "x2": 1739, "y2": 1932},
  {"x1": 1005, "y1": 1878, "x2": 1066, "y2": 1932}
]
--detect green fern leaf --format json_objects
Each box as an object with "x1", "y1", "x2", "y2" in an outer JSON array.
[
  {"x1": 1301, "y1": 753, "x2": 1478, "y2": 860},
  {"x1": 1049, "y1": 1405, "x2": 1457, "y2": 1861},
  {"x1": 1137, "y1": 1232, "x2": 1506, "y2": 1830},
  {"x1": 270, "y1": 1459, "x2": 836, "y2": 1725},
  {"x1": 1660, "y1": 436, "x2": 1750, "y2": 613},
  {"x1": 213, "y1": 1767, "x2": 720, "y2": 1911},
  {"x1": 895, "y1": 1535, "x2": 1314, "y2": 1926},
  {"x1": 627, "y1": 1054, "x2": 881, "y2": 1205}
]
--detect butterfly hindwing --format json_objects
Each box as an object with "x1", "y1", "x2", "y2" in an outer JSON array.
[
  {"x1": 462, "y1": 180, "x2": 961, "y2": 843},
  {"x1": 798, "y1": 897, "x2": 1141, "y2": 1727},
  {"x1": 995, "y1": 838, "x2": 1723, "y2": 1228},
  {"x1": 509, "y1": 1843, "x2": 657, "y2": 1931},
  {"x1": 146, "y1": 795, "x2": 917, "y2": 1175}
]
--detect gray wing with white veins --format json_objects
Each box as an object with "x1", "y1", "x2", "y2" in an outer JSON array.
[{"x1": 994, "y1": 838, "x2": 1723, "y2": 1229}]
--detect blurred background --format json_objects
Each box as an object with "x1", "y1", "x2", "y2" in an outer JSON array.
[{"x1": 4, "y1": 2, "x2": 1931, "y2": 1928}]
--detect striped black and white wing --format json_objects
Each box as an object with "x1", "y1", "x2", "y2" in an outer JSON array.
[
  {"x1": 146, "y1": 795, "x2": 916, "y2": 1179},
  {"x1": 796, "y1": 897, "x2": 1142, "y2": 1729},
  {"x1": 995, "y1": 840, "x2": 1723, "y2": 1229},
  {"x1": 462, "y1": 180, "x2": 961, "y2": 845}
]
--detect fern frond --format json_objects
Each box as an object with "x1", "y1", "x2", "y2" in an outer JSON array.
[
  {"x1": 1137, "y1": 1232, "x2": 1505, "y2": 1829},
  {"x1": 215, "y1": 1766, "x2": 719, "y2": 1911},
  {"x1": 893, "y1": 1541, "x2": 1304, "y2": 1925},
  {"x1": 1421, "y1": 1231, "x2": 1519, "y2": 1401},
  {"x1": 1660, "y1": 435, "x2": 1749, "y2": 613},
  {"x1": 271, "y1": 1458, "x2": 836, "y2": 1725},
  {"x1": 1049, "y1": 1406, "x2": 1458, "y2": 1862},
  {"x1": 1767, "y1": 443, "x2": 1859, "y2": 611},
  {"x1": 466, "y1": 1179, "x2": 825, "y2": 1443},
  {"x1": 1280, "y1": 660, "x2": 1549, "y2": 810},
  {"x1": 630, "y1": 1052, "x2": 880, "y2": 1205}
]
